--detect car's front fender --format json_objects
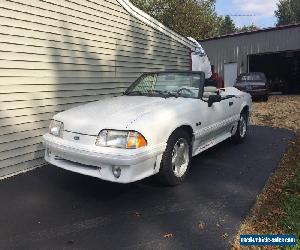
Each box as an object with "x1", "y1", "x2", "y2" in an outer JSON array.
[
  {"x1": 127, "y1": 107, "x2": 195, "y2": 147},
  {"x1": 239, "y1": 93, "x2": 252, "y2": 114}
]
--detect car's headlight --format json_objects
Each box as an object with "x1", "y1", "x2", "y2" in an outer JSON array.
[
  {"x1": 95, "y1": 130, "x2": 147, "y2": 149},
  {"x1": 49, "y1": 120, "x2": 64, "y2": 138}
]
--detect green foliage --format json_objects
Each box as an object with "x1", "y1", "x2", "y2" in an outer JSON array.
[
  {"x1": 237, "y1": 23, "x2": 258, "y2": 33},
  {"x1": 131, "y1": 1, "x2": 262, "y2": 39},
  {"x1": 131, "y1": 0, "x2": 222, "y2": 39},
  {"x1": 275, "y1": 0, "x2": 300, "y2": 26},
  {"x1": 219, "y1": 15, "x2": 236, "y2": 35}
]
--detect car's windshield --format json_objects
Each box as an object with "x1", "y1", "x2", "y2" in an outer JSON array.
[
  {"x1": 237, "y1": 73, "x2": 265, "y2": 82},
  {"x1": 124, "y1": 72, "x2": 204, "y2": 98}
]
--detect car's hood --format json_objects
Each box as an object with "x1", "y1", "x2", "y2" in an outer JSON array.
[{"x1": 54, "y1": 95, "x2": 180, "y2": 135}]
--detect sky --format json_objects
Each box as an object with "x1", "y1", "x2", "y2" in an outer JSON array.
[{"x1": 216, "y1": 0, "x2": 279, "y2": 28}]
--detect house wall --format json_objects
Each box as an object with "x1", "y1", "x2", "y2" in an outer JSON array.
[
  {"x1": 0, "y1": 0, "x2": 191, "y2": 178},
  {"x1": 201, "y1": 25, "x2": 300, "y2": 78}
]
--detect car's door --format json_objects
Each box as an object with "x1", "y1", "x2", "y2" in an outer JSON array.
[
  {"x1": 219, "y1": 95, "x2": 241, "y2": 133},
  {"x1": 191, "y1": 98, "x2": 227, "y2": 155},
  {"x1": 192, "y1": 91, "x2": 241, "y2": 155}
]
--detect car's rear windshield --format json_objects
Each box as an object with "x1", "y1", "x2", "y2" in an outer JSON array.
[{"x1": 237, "y1": 73, "x2": 264, "y2": 82}]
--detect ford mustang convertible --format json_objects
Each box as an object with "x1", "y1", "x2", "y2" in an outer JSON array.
[{"x1": 43, "y1": 71, "x2": 252, "y2": 185}]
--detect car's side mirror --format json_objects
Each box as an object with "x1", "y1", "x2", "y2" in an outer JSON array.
[{"x1": 208, "y1": 95, "x2": 222, "y2": 107}]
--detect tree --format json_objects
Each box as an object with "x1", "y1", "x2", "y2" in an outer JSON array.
[
  {"x1": 219, "y1": 15, "x2": 236, "y2": 35},
  {"x1": 237, "y1": 23, "x2": 258, "y2": 33},
  {"x1": 131, "y1": 0, "x2": 222, "y2": 40},
  {"x1": 275, "y1": 0, "x2": 300, "y2": 26}
]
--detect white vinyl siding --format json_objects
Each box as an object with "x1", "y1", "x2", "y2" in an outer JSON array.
[{"x1": 0, "y1": 0, "x2": 191, "y2": 177}]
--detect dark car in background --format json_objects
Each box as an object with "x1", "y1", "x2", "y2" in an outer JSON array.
[{"x1": 234, "y1": 72, "x2": 269, "y2": 101}]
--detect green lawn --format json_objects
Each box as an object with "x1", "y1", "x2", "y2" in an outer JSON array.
[{"x1": 281, "y1": 169, "x2": 300, "y2": 250}]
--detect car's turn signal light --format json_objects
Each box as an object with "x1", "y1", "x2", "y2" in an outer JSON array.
[{"x1": 127, "y1": 132, "x2": 147, "y2": 149}]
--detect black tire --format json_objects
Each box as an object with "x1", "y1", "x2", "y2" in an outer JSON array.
[
  {"x1": 158, "y1": 129, "x2": 192, "y2": 186},
  {"x1": 231, "y1": 112, "x2": 248, "y2": 144}
]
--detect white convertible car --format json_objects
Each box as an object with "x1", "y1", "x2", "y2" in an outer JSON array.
[{"x1": 43, "y1": 71, "x2": 252, "y2": 185}]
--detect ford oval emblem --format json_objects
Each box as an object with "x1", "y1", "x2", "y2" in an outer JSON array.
[{"x1": 74, "y1": 136, "x2": 80, "y2": 141}]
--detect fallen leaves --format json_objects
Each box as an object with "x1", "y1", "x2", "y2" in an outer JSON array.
[
  {"x1": 222, "y1": 233, "x2": 229, "y2": 240},
  {"x1": 134, "y1": 212, "x2": 141, "y2": 217},
  {"x1": 163, "y1": 233, "x2": 173, "y2": 239},
  {"x1": 250, "y1": 96, "x2": 300, "y2": 131},
  {"x1": 198, "y1": 221, "x2": 205, "y2": 230}
]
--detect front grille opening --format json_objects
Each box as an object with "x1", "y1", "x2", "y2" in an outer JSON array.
[{"x1": 54, "y1": 155, "x2": 99, "y2": 170}]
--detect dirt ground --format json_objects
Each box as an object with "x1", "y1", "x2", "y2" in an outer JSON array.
[
  {"x1": 250, "y1": 95, "x2": 300, "y2": 132},
  {"x1": 233, "y1": 95, "x2": 300, "y2": 250}
]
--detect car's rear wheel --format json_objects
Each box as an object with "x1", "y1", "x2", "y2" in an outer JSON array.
[
  {"x1": 231, "y1": 112, "x2": 248, "y2": 144},
  {"x1": 158, "y1": 129, "x2": 191, "y2": 186}
]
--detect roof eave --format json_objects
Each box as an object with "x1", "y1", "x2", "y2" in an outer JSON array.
[
  {"x1": 199, "y1": 23, "x2": 300, "y2": 42},
  {"x1": 117, "y1": 0, "x2": 196, "y2": 50}
]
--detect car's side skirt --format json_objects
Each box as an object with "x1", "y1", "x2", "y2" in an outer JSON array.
[{"x1": 192, "y1": 132, "x2": 232, "y2": 157}]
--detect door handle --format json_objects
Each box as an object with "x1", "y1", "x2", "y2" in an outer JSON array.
[{"x1": 229, "y1": 101, "x2": 234, "y2": 106}]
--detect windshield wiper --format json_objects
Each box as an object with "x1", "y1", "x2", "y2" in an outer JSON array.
[{"x1": 124, "y1": 90, "x2": 179, "y2": 98}]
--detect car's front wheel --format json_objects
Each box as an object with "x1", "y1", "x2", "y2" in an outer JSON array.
[
  {"x1": 158, "y1": 129, "x2": 191, "y2": 186},
  {"x1": 231, "y1": 112, "x2": 248, "y2": 143}
]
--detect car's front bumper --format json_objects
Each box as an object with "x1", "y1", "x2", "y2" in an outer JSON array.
[
  {"x1": 235, "y1": 88, "x2": 268, "y2": 97},
  {"x1": 246, "y1": 89, "x2": 268, "y2": 97},
  {"x1": 43, "y1": 133, "x2": 166, "y2": 183}
]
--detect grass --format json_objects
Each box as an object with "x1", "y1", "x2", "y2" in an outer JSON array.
[{"x1": 280, "y1": 168, "x2": 300, "y2": 250}]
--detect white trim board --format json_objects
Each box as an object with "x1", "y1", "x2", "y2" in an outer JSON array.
[{"x1": 117, "y1": 0, "x2": 196, "y2": 50}]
